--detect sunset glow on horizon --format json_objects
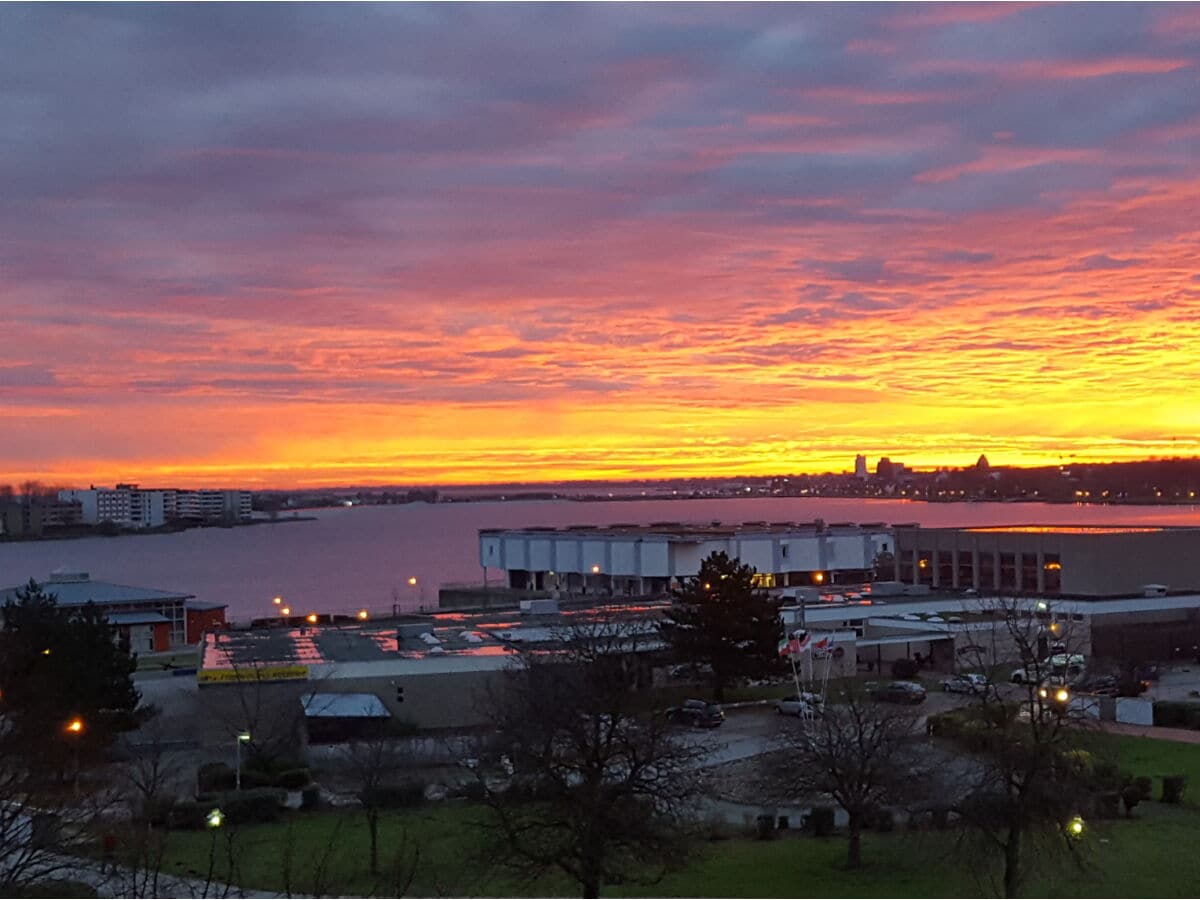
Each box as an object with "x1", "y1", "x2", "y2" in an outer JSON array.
[{"x1": 3, "y1": 4, "x2": 1199, "y2": 489}]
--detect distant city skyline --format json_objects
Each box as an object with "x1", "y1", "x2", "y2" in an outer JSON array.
[{"x1": 2, "y1": 4, "x2": 1198, "y2": 488}]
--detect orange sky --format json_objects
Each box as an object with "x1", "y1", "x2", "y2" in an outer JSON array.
[{"x1": 2, "y1": 4, "x2": 1198, "y2": 489}]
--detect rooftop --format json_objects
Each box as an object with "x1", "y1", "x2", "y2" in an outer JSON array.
[
  {"x1": 0, "y1": 572, "x2": 193, "y2": 607},
  {"x1": 482, "y1": 520, "x2": 888, "y2": 538},
  {"x1": 961, "y1": 525, "x2": 1167, "y2": 535},
  {"x1": 200, "y1": 601, "x2": 668, "y2": 673}
]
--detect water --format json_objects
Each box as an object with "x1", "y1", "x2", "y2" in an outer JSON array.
[{"x1": 2, "y1": 497, "x2": 1198, "y2": 622}]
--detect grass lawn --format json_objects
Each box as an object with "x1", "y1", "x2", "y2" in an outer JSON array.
[{"x1": 155, "y1": 735, "x2": 1200, "y2": 897}]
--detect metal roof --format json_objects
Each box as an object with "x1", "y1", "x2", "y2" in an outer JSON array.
[
  {"x1": 0, "y1": 577, "x2": 193, "y2": 607},
  {"x1": 303, "y1": 692, "x2": 389, "y2": 718}
]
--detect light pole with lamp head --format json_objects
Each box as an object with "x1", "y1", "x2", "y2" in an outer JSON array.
[{"x1": 235, "y1": 731, "x2": 251, "y2": 790}]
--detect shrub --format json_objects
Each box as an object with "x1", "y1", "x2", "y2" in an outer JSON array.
[
  {"x1": 1121, "y1": 785, "x2": 1144, "y2": 817},
  {"x1": 1162, "y1": 775, "x2": 1187, "y2": 804},
  {"x1": 930, "y1": 806, "x2": 951, "y2": 831},
  {"x1": 891, "y1": 658, "x2": 919, "y2": 680},
  {"x1": 1133, "y1": 776, "x2": 1154, "y2": 800},
  {"x1": 167, "y1": 801, "x2": 212, "y2": 830},
  {"x1": 755, "y1": 814, "x2": 776, "y2": 841},
  {"x1": 277, "y1": 768, "x2": 312, "y2": 790},
  {"x1": 809, "y1": 806, "x2": 836, "y2": 837},
  {"x1": 223, "y1": 788, "x2": 284, "y2": 825},
  {"x1": 1095, "y1": 792, "x2": 1121, "y2": 819},
  {"x1": 363, "y1": 782, "x2": 425, "y2": 809},
  {"x1": 458, "y1": 780, "x2": 486, "y2": 801},
  {"x1": 872, "y1": 808, "x2": 895, "y2": 832},
  {"x1": 1152, "y1": 701, "x2": 1200, "y2": 730},
  {"x1": 197, "y1": 762, "x2": 235, "y2": 793},
  {"x1": 300, "y1": 784, "x2": 321, "y2": 810},
  {"x1": 1060, "y1": 749, "x2": 1094, "y2": 779},
  {"x1": 1091, "y1": 760, "x2": 1124, "y2": 792}
]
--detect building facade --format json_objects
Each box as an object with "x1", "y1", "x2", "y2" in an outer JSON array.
[
  {"x1": 0, "y1": 570, "x2": 205, "y2": 647},
  {"x1": 480, "y1": 521, "x2": 894, "y2": 596},
  {"x1": 892, "y1": 525, "x2": 1200, "y2": 597},
  {"x1": 59, "y1": 485, "x2": 252, "y2": 528}
]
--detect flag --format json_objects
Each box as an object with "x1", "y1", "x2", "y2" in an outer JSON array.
[
  {"x1": 811, "y1": 635, "x2": 833, "y2": 653},
  {"x1": 778, "y1": 629, "x2": 812, "y2": 658}
]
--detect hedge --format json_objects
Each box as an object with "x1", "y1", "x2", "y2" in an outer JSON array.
[
  {"x1": 1152, "y1": 701, "x2": 1200, "y2": 730},
  {"x1": 809, "y1": 806, "x2": 836, "y2": 837},
  {"x1": 1162, "y1": 775, "x2": 1187, "y2": 804},
  {"x1": 362, "y1": 782, "x2": 425, "y2": 809}
]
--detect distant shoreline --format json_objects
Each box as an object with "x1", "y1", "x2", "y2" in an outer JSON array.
[{"x1": 0, "y1": 514, "x2": 318, "y2": 544}]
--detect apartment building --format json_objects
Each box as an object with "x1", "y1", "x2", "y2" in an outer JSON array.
[{"x1": 59, "y1": 484, "x2": 252, "y2": 528}]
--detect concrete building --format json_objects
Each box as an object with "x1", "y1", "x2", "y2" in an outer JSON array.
[
  {"x1": 479, "y1": 521, "x2": 893, "y2": 597},
  {"x1": 854, "y1": 454, "x2": 869, "y2": 479},
  {"x1": 0, "y1": 570, "x2": 221, "y2": 648},
  {"x1": 174, "y1": 489, "x2": 252, "y2": 522},
  {"x1": 59, "y1": 485, "x2": 252, "y2": 528},
  {"x1": 892, "y1": 524, "x2": 1200, "y2": 597},
  {"x1": 195, "y1": 602, "x2": 663, "y2": 741},
  {"x1": 0, "y1": 499, "x2": 83, "y2": 537}
]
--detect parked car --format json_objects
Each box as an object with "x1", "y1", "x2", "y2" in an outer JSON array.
[
  {"x1": 776, "y1": 692, "x2": 825, "y2": 717},
  {"x1": 1077, "y1": 675, "x2": 1120, "y2": 696},
  {"x1": 666, "y1": 699, "x2": 725, "y2": 728},
  {"x1": 869, "y1": 681, "x2": 927, "y2": 704},
  {"x1": 942, "y1": 673, "x2": 989, "y2": 694},
  {"x1": 1010, "y1": 654, "x2": 1086, "y2": 684}
]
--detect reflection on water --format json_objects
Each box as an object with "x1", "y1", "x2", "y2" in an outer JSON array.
[{"x1": 1, "y1": 497, "x2": 1197, "y2": 624}]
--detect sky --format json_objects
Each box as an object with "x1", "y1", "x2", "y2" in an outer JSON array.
[{"x1": 2, "y1": 2, "x2": 1199, "y2": 489}]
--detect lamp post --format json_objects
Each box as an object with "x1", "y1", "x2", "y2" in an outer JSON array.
[
  {"x1": 235, "y1": 731, "x2": 251, "y2": 790},
  {"x1": 65, "y1": 716, "x2": 85, "y2": 796}
]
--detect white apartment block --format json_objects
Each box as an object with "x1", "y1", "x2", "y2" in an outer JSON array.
[{"x1": 59, "y1": 485, "x2": 252, "y2": 528}]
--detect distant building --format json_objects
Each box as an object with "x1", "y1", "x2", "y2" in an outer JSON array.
[
  {"x1": 479, "y1": 521, "x2": 894, "y2": 596},
  {"x1": 0, "y1": 498, "x2": 83, "y2": 537},
  {"x1": 0, "y1": 570, "x2": 223, "y2": 649},
  {"x1": 59, "y1": 485, "x2": 252, "y2": 528},
  {"x1": 854, "y1": 454, "x2": 869, "y2": 479}
]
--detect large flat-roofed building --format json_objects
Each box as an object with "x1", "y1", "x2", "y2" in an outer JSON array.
[
  {"x1": 196, "y1": 602, "x2": 665, "y2": 740},
  {"x1": 892, "y1": 525, "x2": 1200, "y2": 597},
  {"x1": 480, "y1": 521, "x2": 893, "y2": 596}
]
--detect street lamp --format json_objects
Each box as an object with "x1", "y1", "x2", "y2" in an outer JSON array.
[
  {"x1": 206, "y1": 808, "x2": 224, "y2": 829},
  {"x1": 281, "y1": 607, "x2": 291, "y2": 616},
  {"x1": 235, "y1": 732, "x2": 251, "y2": 790},
  {"x1": 272, "y1": 596, "x2": 283, "y2": 606},
  {"x1": 306, "y1": 613, "x2": 318, "y2": 624},
  {"x1": 1066, "y1": 815, "x2": 1085, "y2": 838},
  {"x1": 357, "y1": 609, "x2": 369, "y2": 621},
  {"x1": 65, "y1": 717, "x2": 85, "y2": 795}
]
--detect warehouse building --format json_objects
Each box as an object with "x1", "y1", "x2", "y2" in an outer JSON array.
[{"x1": 479, "y1": 520, "x2": 893, "y2": 597}]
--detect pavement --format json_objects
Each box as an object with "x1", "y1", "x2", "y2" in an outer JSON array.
[
  {"x1": 37, "y1": 853, "x2": 297, "y2": 899},
  {"x1": 1096, "y1": 720, "x2": 1200, "y2": 744}
]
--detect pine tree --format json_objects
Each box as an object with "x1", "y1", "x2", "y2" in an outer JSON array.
[
  {"x1": 0, "y1": 580, "x2": 141, "y2": 766},
  {"x1": 657, "y1": 552, "x2": 783, "y2": 701}
]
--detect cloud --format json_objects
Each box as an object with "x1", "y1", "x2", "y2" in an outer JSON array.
[{"x1": 1, "y1": 4, "x2": 1199, "y2": 485}]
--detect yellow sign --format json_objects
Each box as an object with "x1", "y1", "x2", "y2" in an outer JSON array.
[{"x1": 198, "y1": 665, "x2": 309, "y2": 684}]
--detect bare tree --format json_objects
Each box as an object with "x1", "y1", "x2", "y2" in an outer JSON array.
[
  {"x1": 339, "y1": 735, "x2": 412, "y2": 876},
  {"x1": 471, "y1": 618, "x2": 702, "y2": 898},
  {"x1": 763, "y1": 685, "x2": 924, "y2": 868},
  {"x1": 953, "y1": 597, "x2": 1096, "y2": 898},
  {"x1": 0, "y1": 721, "x2": 95, "y2": 893}
]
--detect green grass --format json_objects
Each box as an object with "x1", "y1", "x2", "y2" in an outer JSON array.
[{"x1": 154, "y1": 736, "x2": 1200, "y2": 897}]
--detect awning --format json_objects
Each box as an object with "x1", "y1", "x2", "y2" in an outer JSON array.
[
  {"x1": 107, "y1": 611, "x2": 170, "y2": 626},
  {"x1": 302, "y1": 692, "x2": 390, "y2": 719}
]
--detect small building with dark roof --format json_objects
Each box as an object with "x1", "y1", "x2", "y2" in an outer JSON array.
[{"x1": 0, "y1": 569, "x2": 223, "y2": 648}]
